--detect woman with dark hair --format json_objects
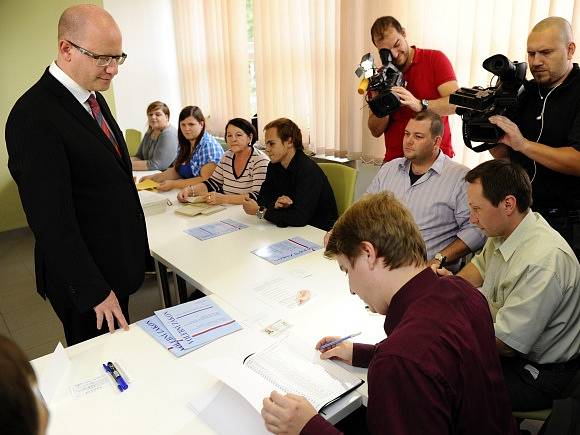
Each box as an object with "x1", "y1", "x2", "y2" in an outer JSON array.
[
  {"x1": 131, "y1": 101, "x2": 178, "y2": 171},
  {"x1": 0, "y1": 335, "x2": 48, "y2": 435},
  {"x1": 177, "y1": 117, "x2": 269, "y2": 205},
  {"x1": 140, "y1": 106, "x2": 223, "y2": 191}
]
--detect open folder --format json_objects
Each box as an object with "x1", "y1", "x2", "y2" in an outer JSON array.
[{"x1": 198, "y1": 336, "x2": 364, "y2": 413}]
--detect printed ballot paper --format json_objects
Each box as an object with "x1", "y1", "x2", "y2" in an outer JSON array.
[{"x1": 138, "y1": 297, "x2": 242, "y2": 356}]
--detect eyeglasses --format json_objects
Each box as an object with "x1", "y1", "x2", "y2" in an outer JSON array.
[{"x1": 67, "y1": 40, "x2": 127, "y2": 67}]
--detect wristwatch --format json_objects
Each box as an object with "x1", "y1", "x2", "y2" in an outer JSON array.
[
  {"x1": 420, "y1": 99, "x2": 429, "y2": 111},
  {"x1": 256, "y1": 206, "x2": 266, "y2": 220},
  {"x1": 434, "y1": 252, "x2": 446, "y2": 265}
]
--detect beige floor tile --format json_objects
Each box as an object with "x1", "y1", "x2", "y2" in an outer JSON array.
[
  {"x1": 0, "y1": 287, "x2": 45, "y2": 313},
  {"x1": 0, "y1": 314, "x2": 11, "y2": 337},
  {"x1": 25, "y1": 339, "x2": 64, "y2": 361},
  {"x1": 4, "y1": 301, "x2": 61, "y2": 334},
  {"x1": 11, "y1": 317, "x2": 65, "y2": 350},
  {"x1": 0, "y1": 274, "x2": 36, "y2": 297}
]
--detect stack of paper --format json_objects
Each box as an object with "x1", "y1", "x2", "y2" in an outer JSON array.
[
  {"x1": 138, "y1": 190, "x2": 168, "y2": 217},
  {"x1": 137, "y1": 297, "x2": 242, "y2": 357}
]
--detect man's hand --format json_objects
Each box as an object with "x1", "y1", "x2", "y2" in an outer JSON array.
[
  {"x1": 274, "y1": 195, "x2": 293, "y2": 209},
  {"x1": 261, "y1": 391, "x2": 317, "y2": 435},
  {"x1": 488, "y1": 115, "x2": 529, "y2": 152},
  {"x1": 391, "y1": 86, "x2": 422, "y2": 112},
  {"x1": 431, "y1": 265, "x2": 453, "y2": 276},
  {"x1": 315, "y1": 336, "x2": 354, "y2": 365},
  {"x1": 94, "y1": 290, "x2": 129, "y2": 333},
  {"x1": 242, "y1": 195, "x2": 260, "y2": 215}
]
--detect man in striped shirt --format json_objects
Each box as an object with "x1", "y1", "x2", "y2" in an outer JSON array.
[{"x1": 366, "y1": 110, "x2": 485, "y2": 270}]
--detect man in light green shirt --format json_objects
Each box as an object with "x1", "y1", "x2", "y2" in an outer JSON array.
[{"x1": 439, "y1": 159, "x2": 580, "y2": 412}]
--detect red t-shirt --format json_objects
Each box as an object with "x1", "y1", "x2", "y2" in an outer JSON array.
[{"x1": 383, "y1": 46, "x2": 456, "y2": 162}]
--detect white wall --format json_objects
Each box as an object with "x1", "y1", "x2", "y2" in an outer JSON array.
[{"x1": 104, "y1": 0, "x2": 181, "y2": 135}]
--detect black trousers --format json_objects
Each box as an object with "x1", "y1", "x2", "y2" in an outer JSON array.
[
  {"x1": 501, "y1": 356, "x2": 580, "y2": 412},
  {"x1": 47, "y1": 292, "x2": 130, "y2": 347}
]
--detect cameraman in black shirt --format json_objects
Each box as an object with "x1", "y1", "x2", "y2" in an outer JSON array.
[{"x1": 489, "y1": 17, "x2": 580, "y2": 258}]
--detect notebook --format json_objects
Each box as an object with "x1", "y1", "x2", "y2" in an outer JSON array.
[
  {"x1": 175, "y1": 204, "x2": 226, "y2": 216},
  {"x1": 198, "y1": 336, "x2": 364, "y2": 413}
]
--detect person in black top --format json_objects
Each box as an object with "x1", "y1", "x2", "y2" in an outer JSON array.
[
  {"x1": 488, "y1": 16, "x2": 580, "y2": 258},
  {"x1": 242, "y1": 118, "x2": 338, "y2": 231}
]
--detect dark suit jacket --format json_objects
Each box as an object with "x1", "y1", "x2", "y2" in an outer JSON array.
[{"x1": 5, "y1": 68, "x2": 149, "y2": 314}]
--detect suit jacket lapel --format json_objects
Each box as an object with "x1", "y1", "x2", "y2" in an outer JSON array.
[{"x1": 40, "y1": 69, "x2": 129, "y2": 171}]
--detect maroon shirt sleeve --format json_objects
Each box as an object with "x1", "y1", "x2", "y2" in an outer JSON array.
[
  {"x1": 352, "y1": 343, "x2": 378, "y2": 368},
  {"x1": 300, "y1": 414, "x2": 343, "y2": 435},
  {"x1": 366, "y1": 355, "x2": 452, "y2": 434}
]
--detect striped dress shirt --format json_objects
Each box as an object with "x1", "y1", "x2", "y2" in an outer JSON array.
[
  {"x1": 366, "y1": 151, "x2": 485, "y2": 267},
  {"x1": 204, "y1": 147, "x2": 269, "y2": 200}
]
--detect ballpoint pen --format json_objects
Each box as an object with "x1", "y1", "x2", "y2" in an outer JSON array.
[
  {"x1": 103, "y1": 362, "x2": 129, "y2": 392},
  {"x1": 320, "y1": 332, "x2": 361, "y2": 351}
]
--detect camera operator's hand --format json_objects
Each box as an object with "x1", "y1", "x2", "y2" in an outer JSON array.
[
  {"x1": 489, "y1": 115, "x2": 529, "y2": 153},
  {"x1": 391, "y1": 86, "x2": 422, "y2": 112}
]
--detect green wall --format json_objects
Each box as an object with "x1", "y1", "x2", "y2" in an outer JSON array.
[{"x1": 0, "y1": 0, "x2": 117, "y2": 232}]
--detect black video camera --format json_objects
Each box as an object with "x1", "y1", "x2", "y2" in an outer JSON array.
[
  {"x1": 450, "y1": 54, "x2": 527, "y2": 152},
  {"x1": 355, "y1": 49, "x2": 406, "y2": 118}
]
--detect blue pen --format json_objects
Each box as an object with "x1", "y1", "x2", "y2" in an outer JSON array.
[
  {"x1": 320, "y1": 332, "x2": 361, "y2": 351},
  {"x1": 103, "y1": 362, "x2": 129, "y2": 392}
]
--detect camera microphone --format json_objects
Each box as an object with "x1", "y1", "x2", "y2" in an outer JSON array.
[{"x1": 358, "y1": 78, "x2": 369, "y2": 95}]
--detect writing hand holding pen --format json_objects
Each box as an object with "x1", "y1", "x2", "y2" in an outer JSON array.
[{"x1": 315, "y1": 334, "x2": 358, "y2": 365}]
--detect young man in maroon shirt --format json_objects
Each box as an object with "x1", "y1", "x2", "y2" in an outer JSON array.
[{"x1": 261, "y1": 192, "x2": 517, "y2": 435}]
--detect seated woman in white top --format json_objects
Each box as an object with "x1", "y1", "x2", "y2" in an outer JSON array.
[
  {"x1": 131, "y1": 101, "x2": 178, "y2": 171},
  {"x1": 177, "y1": 118, "x2": 269, "y2": 205}
]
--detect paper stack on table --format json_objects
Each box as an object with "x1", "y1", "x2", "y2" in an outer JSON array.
[{"x1": 137, "y1": 297, "x2": 242, "y2": 357}]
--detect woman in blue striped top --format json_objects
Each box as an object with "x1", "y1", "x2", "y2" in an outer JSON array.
[
  {"x1": 140, "y1": 106, "x2": 223, "y2": 192},
  {"x1": 177, "y1": 118, "x2": 269, "y2": 205}
]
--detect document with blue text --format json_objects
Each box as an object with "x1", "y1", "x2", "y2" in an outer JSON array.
[
  {"x1": 252, "y1": 237, "x2": 322, "y2": 265},
  {"x1": 148, "y1": 297, "x2": 242, "y2": 351},
  {"x1": 184, "y1": 219, "x2": 248, "y2": 240}
]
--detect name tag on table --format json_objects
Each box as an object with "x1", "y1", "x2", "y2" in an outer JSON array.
[{"x1": 252, "y1": 237, "x2": 322, "y2": 265}]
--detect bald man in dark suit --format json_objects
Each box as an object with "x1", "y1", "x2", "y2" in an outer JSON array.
[{"x1": 5, "y1": 4, "x2": 148, "y2": 345}]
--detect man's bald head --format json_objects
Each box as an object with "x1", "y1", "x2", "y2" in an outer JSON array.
[
  {"x1": 56, "y1": 4, "x2": 123, "y2": 92},
  {"x1": 531, "y1": 17, "x2": 573, "y2": 44},
  {"x1": 527, "y1": 16, "x2": 575, "y2": 87},
  {"x1": 58, "y1": 4, "x2": 119, "y2": 44}
]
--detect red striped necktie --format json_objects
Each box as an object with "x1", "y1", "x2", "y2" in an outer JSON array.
[{"x1": 87, "y1": 94, "x2": 121, "y2": 157}]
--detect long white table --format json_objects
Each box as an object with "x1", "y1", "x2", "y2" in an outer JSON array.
[{"x1": 32, "y1": 185, "x2": 386, "y2": 434}]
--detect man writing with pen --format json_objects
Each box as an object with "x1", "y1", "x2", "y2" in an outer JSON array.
[{"x1": 260, "y1": 192, "x2": 517, "y2": 435}]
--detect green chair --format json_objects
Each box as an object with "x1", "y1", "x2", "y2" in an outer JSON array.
[
  {"x1": 513, "y1": 408, "x2": 551, "y2": 421},
  {"x1": 125, "y1": 128, "x2": 142, "y2": 156},
  {"x1": 318, "y1": 162, "x2": 357, "y2": 216}
]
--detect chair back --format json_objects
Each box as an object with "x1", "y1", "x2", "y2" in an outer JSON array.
[
  {"x1": 125, "y1": 129, "x2": 142, "y2": 156},
  {"x1": 317, "y1": 162, "x2": 357, "y2": 216}
]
